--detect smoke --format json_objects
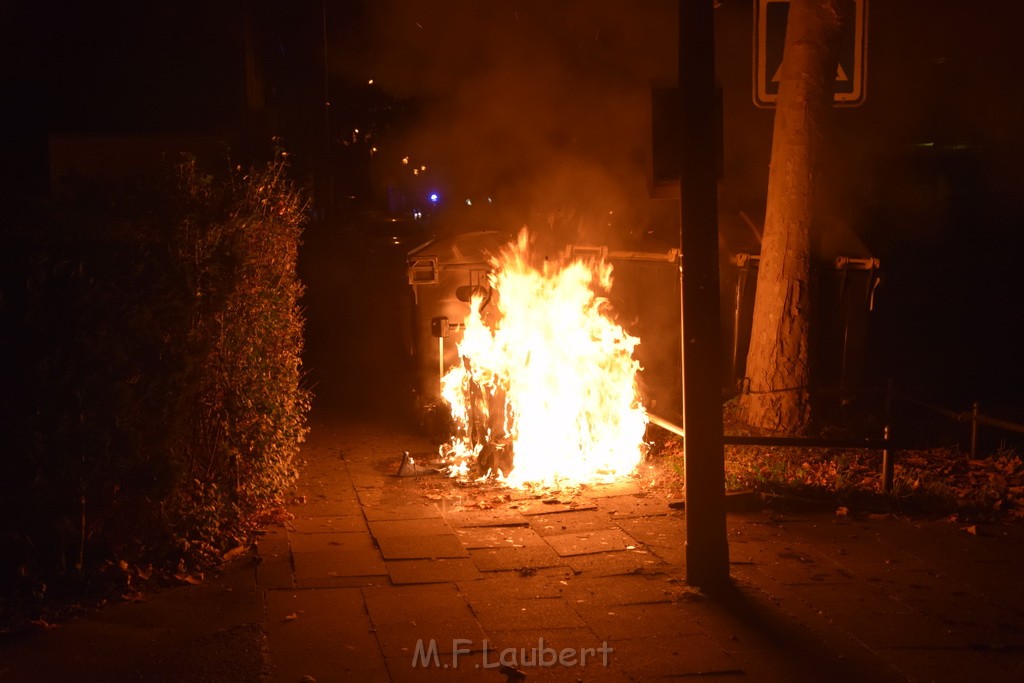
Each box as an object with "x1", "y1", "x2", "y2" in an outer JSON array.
[{"x1": 333, "y1": 0, "x2": 677, "y2": 244}]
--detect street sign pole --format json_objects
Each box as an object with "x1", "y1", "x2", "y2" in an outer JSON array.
[{"x1": 678, "y1": 0, "x2": 730, "y2": 589}]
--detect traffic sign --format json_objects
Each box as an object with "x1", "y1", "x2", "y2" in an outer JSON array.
[{"x1": 753, "y1": 0, "x2": 868, "y2": 108}]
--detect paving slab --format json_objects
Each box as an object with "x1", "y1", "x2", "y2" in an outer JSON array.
[
  {"x1": 376, "y1": 533, "x2": 469, "y2": 560},
  {"x1": 296, "y1": 464, "x2": 356, "y2": 485},
  {"x1": 517, "y1": 500, "x2": 598, "y2": 516},
  {"x1": 834, "y1": 610, "x2": 969, "y2": 649},
  {"x1": 876, "y1": 646, "x2": 1024, "y2": 682},
  {"x1": 364, "y1": 503, "x2": 444, "y2": 522},
  {"x1": 646, "y1": 543, "x2": 685, "y2": 564},
  {"x1": 363, "y1": 583, "x2": 474, "y2": 623},
  {"x1": 288, "y1": 530, "x2": 377, "y2": 554},
  {"x1": 352, "y1": 489, "x2": 387, "y2": 505},
  {"x1": 467, "y1": 596, "x2": 586, "y2": 631},
  {"x1": 783, "y1": 581, "x2": 910, "y2": 616},
  {"x1": 287, "y1": 514, "x2": 367, "y2": 534},
  {"x1": 952, "y1": 557, "x2": 1024, "y2": 589},
  {"x1": 290, "y1": 540, "x2": 389, "y2": 589},
  {"x1": 561, "y1": 573, "x2": 677, "y2": 606},
  {"x1": 576, "y1": 601, "x2": 705, "y2": 640},
  {"x1": 608, "y1": 633, "x2": 742, "y2": 678},
  {"x1": 834, "y1": 559, "x2": 943, "y2": 587},
  {"x1": 989, "y1": 581, "x2": 1024, "y2": 615},
  {"x1": 385, "y1": 649, "x2": 495, "y2": 683},
  {"x1": 613, "y1": 513, "x2": 684, "y2": 549},
  {"x1": 468, "y1": 545, "x2": 563, "y2": 572},
  {"x1": 482, "y1": 629, "x2": 629, "y2": 682},
  {"x1": 454, "y1": 524, "x2": 547, "y2": 549},
  {"x1": 386, "y1": 558, "x2": 483, "y2": 584},
  {"x1": 527, "y1": 509, "x2": 615, "y2": 536},
  {"x1": 683, "y1": 594, "x2": 807, "y2": 654},
  {"x1": 595, "y1": 493, "x2": 674, "y2": 518},
  {"x1": 264, "y1": 587, "x2": 389, "y2": 683},
  {"x1": 349, "y1": 472, "x2": 388, "y2": 490},
  {"x1": 769, "y1": 517, "x2": 866, "y2": 542},
  {"x1": 563, "y1": 549, "x2": 668, "y2": 576},
  {"x1": 296, "y1": 492, "x2": 364, "y2": 517},
  {"x1": 745, "y1": 545, "x2": 859, "y2": 585},
  {"x1": 543, "y1": 528, "x2": 639, "y2": 556},
  {"x1": 723, "y1": 538, "x2": 787, "y2": 565},
  {"x1": 375, "y1": 617, "x2": 489, "y2": 658},
  {"x1": 368, "y1": 516, "x2": 453, "y2": 537},
  {"x1": 255, "y1": 527, "x2": 294, "y2": 590},
  {"x1": 444, "y1": 507, "x2": 528, "y2": 528},
  {"x1": 363, "y1": 573, "x2": 487, "y2": 658},
  {"x1": 482, "y1": 627, "x2": 609, "y2": 658},
  {"x1": 899, "y1": 590, "x2": 1024, "y2": 637},
  {"x1": 457, "y1": 568, "x2": 573, "y2": 601}
]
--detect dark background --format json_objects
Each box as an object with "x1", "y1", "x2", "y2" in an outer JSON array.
[{"x1": 3, "y1": 0, "x2": 1022, "y2": 435}]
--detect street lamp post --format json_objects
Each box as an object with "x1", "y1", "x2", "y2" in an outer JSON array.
[{"x1": 678, "y1": 0, "x2": 730, "y2": 588}]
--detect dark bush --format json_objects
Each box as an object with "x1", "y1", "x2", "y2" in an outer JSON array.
[{"x1": 0, "y1": 151, "x2": 310, "y2": 608}]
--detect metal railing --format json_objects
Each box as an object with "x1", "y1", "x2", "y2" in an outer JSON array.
[
  {"x1": 888, "y1": 387, "x2": 1024, "y2": 460},
  {"x1": 649, "y1": 382, "x2": 1023, "y2": 497},
  {"x1": 647, "y1": 414, "x2": 896, "y2": 493}
]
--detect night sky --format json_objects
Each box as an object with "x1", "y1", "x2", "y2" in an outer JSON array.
[{"x1": 4, "y1": 0, "x2": 1023, "y2": 420}]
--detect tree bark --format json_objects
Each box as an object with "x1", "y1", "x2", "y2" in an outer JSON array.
[{"x1": 739, "y1": 0, "x2": 850, "y2": 433}]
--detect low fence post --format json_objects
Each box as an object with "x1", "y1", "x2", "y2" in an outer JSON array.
[{"x1": 881, "y1": 425, "x2": 894, "y2": 494}]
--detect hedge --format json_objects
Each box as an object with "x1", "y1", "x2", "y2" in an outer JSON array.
[{"x1": 0, "y1": 151, "x2": 310, "y2": 606}]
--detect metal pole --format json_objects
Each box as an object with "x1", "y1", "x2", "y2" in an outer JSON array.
[
  {"x1": 731, "y1": 267, "x2": 745, "y2": 388},
  {"x1": 678, "y1": 0, "x2": 729, "y2": 589},
  {"x1": 881, "y1": 425, "x2": 894, "y2": 494}
]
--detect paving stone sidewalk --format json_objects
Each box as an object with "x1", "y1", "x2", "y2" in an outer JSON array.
[
  {"x1": 259, "y1": 418, "x2": 1024, "y2": 682},
  {"x1": 3, "y1": 416, "x2": 1023, "y2": 682}
]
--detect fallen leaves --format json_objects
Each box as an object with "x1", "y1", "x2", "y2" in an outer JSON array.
[
  {"x1": 222, "y1": 545, "x2": 249, "y2": 563},
  {"x1": 29, "y1": 619, "x2": 59, "y2": 630},
  {"x1": 171, "y1": 572, "x2": 204, "y2": 586},
  {"x1": 651, "y1": 428, "x2": 1024, "y2": 523},
  {"x1": 253, "y1": 505, "x2": 295, "y2": 526}
]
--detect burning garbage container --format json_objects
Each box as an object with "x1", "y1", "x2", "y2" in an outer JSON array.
[
  {"x1": 406, "y1": 231, "x2": 683, "y2": 431},
  {"x1": 407, "y1": 230, "x2": 508, "y2": 427},
  {"x1": 565, "y1": 244, "x2": 682, "y2": 418}
]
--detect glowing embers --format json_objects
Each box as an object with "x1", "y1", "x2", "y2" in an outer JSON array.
[{"x1": 440, "y1": 230, "x2": 647, "y2": 488}]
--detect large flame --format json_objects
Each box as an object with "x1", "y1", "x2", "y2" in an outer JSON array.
[{"x1": 440, "y1": 230, "x2": 648, "y2": 488}]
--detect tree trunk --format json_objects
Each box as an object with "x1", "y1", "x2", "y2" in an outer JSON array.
[{"x1": 738, "y1": 0, "x2": 849, "y2": 433}]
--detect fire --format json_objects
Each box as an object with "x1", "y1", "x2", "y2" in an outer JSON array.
[{"x1": 440, "y1": 230, "x2": 648, "y2": 488}]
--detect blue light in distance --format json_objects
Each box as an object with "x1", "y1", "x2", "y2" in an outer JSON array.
[{"x1": 429, "y1": 192, "x2": 439, "y2": 204}]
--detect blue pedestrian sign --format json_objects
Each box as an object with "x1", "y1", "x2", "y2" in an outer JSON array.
[{"x1": 754, "y1": 0, "x2": 868, "y2": 108}]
